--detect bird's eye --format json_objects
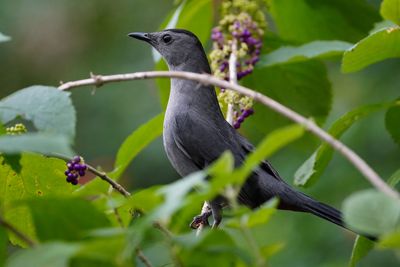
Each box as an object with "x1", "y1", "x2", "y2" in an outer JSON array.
[{"x1": 162, "y1": 34, "x2": 172, "y2": 43}]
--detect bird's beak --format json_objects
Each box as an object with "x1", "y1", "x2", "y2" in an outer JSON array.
[{"x1": 128, "y1": 32, "x2": 151, "y2": 43}]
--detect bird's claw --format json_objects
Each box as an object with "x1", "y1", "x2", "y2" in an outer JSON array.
[{"x1": 190, "y1": 210, "x2": 212, "y2": 229}]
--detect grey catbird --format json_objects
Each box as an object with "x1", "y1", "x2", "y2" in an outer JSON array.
[{"x1": 128, "y1": 29, "x2": 364, "y2": 237}]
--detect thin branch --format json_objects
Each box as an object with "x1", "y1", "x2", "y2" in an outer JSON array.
[
  {"x1": 49, "y1": 153, "x2": 131, "y2": 197},
  {"x1": 0, "y1": 215, "x2": 37, "y2": 247},
  {"x1": 226, "y1": 39, "x2": 238, "y2": 125},
  {"x1": 57, "y1": 71, "x2": 400, "y2": 199},
  {"x1": 135, "y1": 248, "x2": 153, "y2": 267}
]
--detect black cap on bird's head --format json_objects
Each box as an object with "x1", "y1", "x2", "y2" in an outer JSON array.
[{"x1": 128, "y1": 29, "x2": 210, "y2": 72}]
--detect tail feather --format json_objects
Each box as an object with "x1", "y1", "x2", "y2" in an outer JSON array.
[{"x1": 302, "y1": 195, "x2": 377, "y2": 241}]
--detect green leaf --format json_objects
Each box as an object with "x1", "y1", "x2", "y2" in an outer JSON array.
[
  {"x1": 378, "y1": 229, "x2": 400, "y2": 249},
  {"x1": 259, "y1": 41, "x2": 352, "y2": 67},
  {"x1": 24, "y1": 197, "x2": 111, "y2": 241},
  {"x1": 0, "y1": 33, "x2": 10, "y2": 43},
  {"x1": 267, "y1": 0, "x2": 379, "y2": 43},
  {"x1": 385, "y1": 100, "x2": 400, "y2": 145},
  {"x1": 381, "y1": 0, "x2": 400, "y2": 25},
  {"x1": 6, "y1": 242, "x2": 80, "y2": 267},
  {"x1": 0, "y1": 225, "x2": 7, "y2": 267},
  {"x1": 295, "y1": 102, "x2": 394, "y2": 187},
  {"x1": 73, "y1": 236, "x2": 127, "y2": 266},
  {"x1": 238, "y1": 125, "x2": 304, "y2": 182},
  {"x1": 388, "y1": 168, "x2": 400, "y2": 188},
  {"x1": 175, "y1": 230, "x2": 252, "y2": 266},
  {"x1": 349, "y1": 235, "x2": 374, "y2": 267},
  {"x1": 0, "y1": 133, "x2": 73, "y2": 156},
  {"x1": 342, "y1": 27, "x2": 400, "y2": 73},
  {"x1": 153, "y1": 171, "x2": 207, "y2": 223},
  {"x1": 0, "y1": 154, "x2": 73, "y2": 246},
  {"x1": 227, "y1": 198, "x2": 278, "y2": 228},
  {"x1": 109, "y1": 113, "x2": 164, "y2": 180},
  {"x1": 343, "y1": 189, "x2": 400, "y2": 236},
  {"x1": 244, "y1": 60, "x2": 331, "y2": 136},
  {"x1": 0, "y1": 86, "x2": 76, "y2": 141}
]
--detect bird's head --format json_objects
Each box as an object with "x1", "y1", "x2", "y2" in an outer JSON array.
[{"x1": 128, "y1": 29, "x2": 210, "y2": 72}]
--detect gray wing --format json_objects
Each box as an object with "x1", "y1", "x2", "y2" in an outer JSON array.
[
  {"x1": 173, "y1": 112, "x2": 245, "y2": 169},
  {"x1": 235, "y1": 132, "x2": 284, "y2": 181}
]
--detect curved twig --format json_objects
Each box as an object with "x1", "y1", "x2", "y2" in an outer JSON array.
[
  {"x1": 58, "y1": 71, "x2": 400, "y2": 199},
  {"x1": 49, "y1": 153, "x2": 131, "y2": 197}
]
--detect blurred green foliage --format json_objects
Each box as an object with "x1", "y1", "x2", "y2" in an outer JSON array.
[{"x1": 0, "y1": 0, "x2": 400, "y2": 266}]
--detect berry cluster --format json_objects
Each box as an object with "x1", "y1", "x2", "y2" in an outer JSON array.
[
  {"x1": 65, "y1": 156, "x2": 87, "y2": 185},
  {"x1": 6, "y1": 123, "x2": 27, "y2": 135},
  {"x1": 209, "y1": 0, "x2": 266, "y2": 129}
]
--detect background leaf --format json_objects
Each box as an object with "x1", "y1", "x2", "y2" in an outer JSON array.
[
  {"x1": 267, "y1": 0, "x2": 379, "y2": 43},
  {"x1": 0, "y1": 86, "x2": 76, "y2": 141},
  {"x1": 349, "y1": 235, "x2": 374, "y2": 267},
  {"x1": 109, "y1": 113, "x2": 164, "y2": 180},
  {"x1": 343, "y1": 189, "x2": 400, "y2": 236},
  {"x1": 258, "y1": 41, "x2": 352, "y2": 67},
  {"x1": 381, "y1": 0, "x2": 400, "y2": 25},
  {"x1": 294, "y1": 102, "x2": 394, "y2": 187},
  {"x1": 6, "y1": 242, "x2": 80, "y2": 267},
  {"x1": 0, "y1": 133, "x2": 73, "y2": 156},
  {"x1": 243, "y1": 60, "x2": 331, "y2": 138},
  {"x1": 342, "y1": 27, "x2": 400, "y2": 73},
  {"x1": 0, "y1": 33, "x2": 10, "y2": 43},
  {"x1": 388, "y1": 168, "x2": 400, "y2": 188},
  {"x1": 24, "y1": 197, "x2": 111, "y2": 241},
  {"x1": 385, "y1": 101, "x2": 400, "y2": 146},
  {"x1": 0, "y1": 154, "x2": 73, "y2": 246}
]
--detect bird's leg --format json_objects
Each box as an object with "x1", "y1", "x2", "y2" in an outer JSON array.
[
  {"x1": 209, "y1": 200, "x2": 223, "y2": 228},
  {"x1": 190, "y1": 202, "x2": 212, "y2": 229}
]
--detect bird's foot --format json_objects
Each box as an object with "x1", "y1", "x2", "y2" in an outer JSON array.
[{"x1": 190, "y1": 210, "x2": 212, "y2": 229}]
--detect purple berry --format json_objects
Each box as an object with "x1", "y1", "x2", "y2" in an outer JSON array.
[
  {"x1": 64, "y1": 170, "x2": 70, "y2": 176},
  {"x1": 73, "y1": 156, "x2": 81, "y2": 163},
  {"x1": 78, "y1": 170, "x2": 85, "y2": 177},
  {"x1": 66, "y1": 177, "x2": 73, "y2": 183},
  {"x1": 248, "y1": 108, "x2": 254, "y2": 115},
  {"x1": 238, "y1": 116, "x2": 244, "y2": 123},
  {"x1": 71, "y1": 179, "x2": 79, "y2": 185},
  {"x1": 233, "y1": 122, "x2": 241, "y2": 129}
]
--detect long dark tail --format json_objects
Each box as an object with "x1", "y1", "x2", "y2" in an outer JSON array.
[{"x1": 300, "y1": 194, "x2": 376, "y2": 241}]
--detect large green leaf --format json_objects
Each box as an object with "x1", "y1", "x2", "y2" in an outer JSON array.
[
  {"x1": 342, "y1": 27, "x2": 400, "y2": 73},
  {"x1": 0, "y1": 33, "x2": 10, "y2": 43},
  {"x1": 6, "y1": 242, "x2": 80, "y2": 267},
  {"x1": 0, "y1": 154, "x2": 73, "y2": 246},
  {"x1": 243, "y1": 60, "x2": 331, "y2": 137},
  {"x1": 24, "y1": 197, "x2": 111, "y2": 242},
  {"x1": 258, "y1": 41, "x2": 352, "y2": 67},
  {"x1": 294, "y1": 102, "x2": 394, "y2": 187},
  {"x1": 155, "y1": 0, "x2": 213, "y2": 108},
  {"x1": 109, "y1": 113, "x2": 164, "y2": 180},
  {"x1": 381, "y1": 0, "x2": 400, "y2": 25},
  {"x1": 0, "y1": 86, "x2": 76, "y2": 141},
  {"x1": 349, "y1": 235, "x2": 374, "y2": 267},
  {"x1": 385, "y1": 100, "x2": 400, "y2": 146},
  {"x1": 343, "y1": 189, "x2": 400, "y2": 236},
  {"x1": 267, "y1": 0, "x2": 379, "y2": 43},
  {"x1": 0, "y1": 133, "x2": 73, "y2": 156}
]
